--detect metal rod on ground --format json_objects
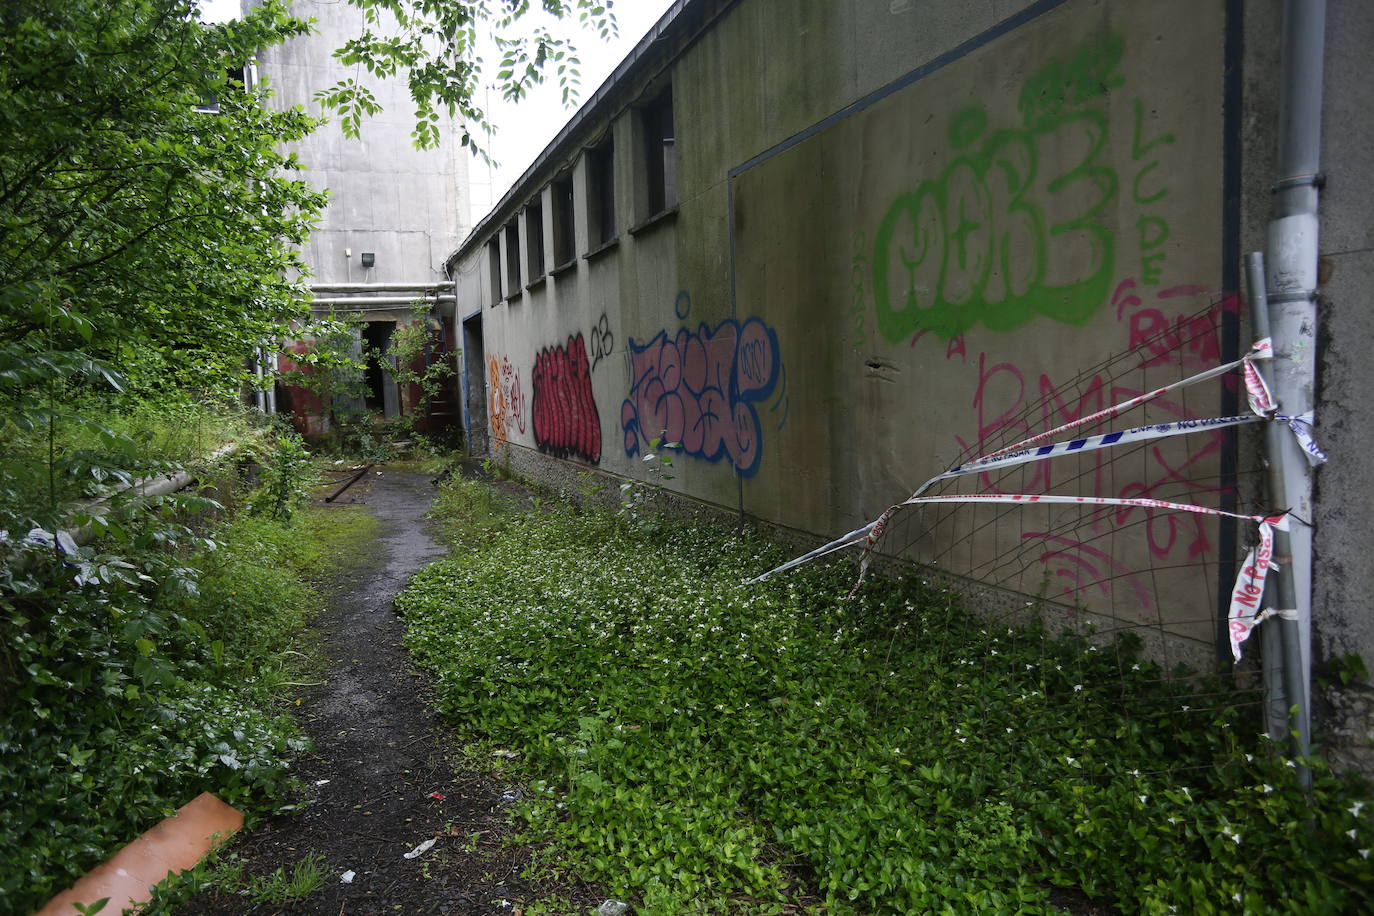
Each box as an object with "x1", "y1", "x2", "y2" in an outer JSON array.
[
  {"x1": 325, "y1": 463, "x2": 374, "y2": 503},
  {"x1": 1246, "y1": 250, "x2": 1312, "y2": 786}
]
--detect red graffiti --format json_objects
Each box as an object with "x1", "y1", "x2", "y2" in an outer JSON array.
[
  {"x1": 1112, "y1": 278, "x2": 1241, "y2": 370},
  {"x1": 532, "y1": 333, "x2": 602, "y2": 464},
  {"x1": 1024, "y1": 532, "x2": 1156, "y2": 614}
]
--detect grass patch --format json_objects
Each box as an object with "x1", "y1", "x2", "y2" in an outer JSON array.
[{"x1": 398, "y1": 492, "x2": 1373, "y2": 915}]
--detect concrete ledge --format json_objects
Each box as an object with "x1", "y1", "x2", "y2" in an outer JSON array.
[{"x1": 32, "y1": 793, "x2": 242, "y2": 916}]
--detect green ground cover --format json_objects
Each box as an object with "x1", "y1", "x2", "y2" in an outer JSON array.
[{"x1": 399, "y1": 478, "x2": 1373, "y2": 915}]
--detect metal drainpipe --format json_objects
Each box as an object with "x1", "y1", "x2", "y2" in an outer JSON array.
[
  {"x1": 1247, "y1": 253, "x2": 1310, "y2": 784},
  {"x1": 1264, "y1": 0, "x2": 1325, "y2": 764}
]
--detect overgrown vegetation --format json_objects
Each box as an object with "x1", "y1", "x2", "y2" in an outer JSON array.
[
  {"x1": 0, "y1": 434, "x2": 378, "y2": 912},
  {"x1": 399, "y1": 478, "x2": 1374, "y2": 915}
]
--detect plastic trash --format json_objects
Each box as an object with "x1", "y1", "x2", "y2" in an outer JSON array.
[
  {"x1": 340, "y1": 870, "x2": 355, "y2": 884},
  {"x1": 402, "y1": 838, "x2": 437, "y2": 859}
]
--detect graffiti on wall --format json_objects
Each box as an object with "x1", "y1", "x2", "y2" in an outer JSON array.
[
  {"x1": 945, "y1": 279, "x2": 1237, "y2": 614},
  {"x1": 589, "y1": 313, "x2": 615, "y2": 370},
  {"x1": 870, "y1": 33, "x2": 1181, "y2": 342},
  {"x1": 487, "y1": 355, "x2": 524, "y2": 444},
  {"x1": 621, "y1": 317, "x2": 786, "y2": 477},
  {"x1": 532, "y1": 333, "x2": 602, "y2": 464}
]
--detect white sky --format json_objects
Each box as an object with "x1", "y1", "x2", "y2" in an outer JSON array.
[{"x1": 198, "y1": 0, "x2": 678, "y2": 222}]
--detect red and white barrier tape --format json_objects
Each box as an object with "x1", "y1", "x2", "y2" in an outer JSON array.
[
  {"x1": 981, "y1": 339, "x2": 1274, "y2": 463},
  {"x1": 1227, "y1": 514, "x2": 1291, "y2": 661},
  {"x1": 751, "y1": 340, "x2": 1320, "y2": 659}
]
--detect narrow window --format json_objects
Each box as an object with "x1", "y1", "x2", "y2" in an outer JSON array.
[
  {"x1": 504, "y1": 221, "x2": 521, "y2": 295},
  {"x1": 552, "y1": 173, "x2": 575, "y2": 267},
  {"x1": 641, "y1": 87, "x2": 676, "y2": 217},
  {"x1": 487, "y1": 238, "x2": 503, "y2": 305},
  {"x1": 586, "y1": 140, "x2": 616, "y2": 249},
  {"x1": 526, "y1": 200, "x2": 545, "y2": 281}
]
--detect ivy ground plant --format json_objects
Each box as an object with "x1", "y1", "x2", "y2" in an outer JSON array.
[{"x1": 397, "y1": 480, "x2": 1373, "y2": 915}]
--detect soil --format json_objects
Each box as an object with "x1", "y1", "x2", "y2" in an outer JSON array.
[{"x1": 175, "y1": 467, "x2": 601, "y2": 916}]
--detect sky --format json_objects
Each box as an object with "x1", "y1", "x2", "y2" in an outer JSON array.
[{"x1": 198, "y1": 0, "x2": 678, "y2": 222}]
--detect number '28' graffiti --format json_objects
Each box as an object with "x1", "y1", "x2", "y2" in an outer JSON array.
[{"x1": 620, "y1": 318, "x2": 783, "y2": 477}]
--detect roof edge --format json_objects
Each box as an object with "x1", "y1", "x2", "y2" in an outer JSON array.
[{"x1": 446, "y1": 0, "x2": 714, "y2": 270}]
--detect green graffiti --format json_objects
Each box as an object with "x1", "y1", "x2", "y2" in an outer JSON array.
[
  {"x1": 1131, "y1": 97, "x2": 1176, "y2": 286},
  {"x1": 873, "y1": 108, "x2": 1118, "y2": 341},
  {"x1": 1018, "y1": 32, "x2": 1125, "y2": 128},
  {"x1": 872, "y1": 36, "x2": 1126, "y2": 342}
]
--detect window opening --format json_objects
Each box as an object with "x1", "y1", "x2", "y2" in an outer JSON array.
[
  {"x1": 526, "y1": 200, "x2": 545, "y2": 281},
  {"x1": 586, "y1": 140, "x2": 616, "y2": 248},
  {"x1": 552, "y1": 173, "x2": 575, "y2": 266},
  {"x1": 642, "y1": 88, "x2": 676, "y2": 217},
  {"x1": 504, "y1": 221, "x2": 521, "y2": 295}
]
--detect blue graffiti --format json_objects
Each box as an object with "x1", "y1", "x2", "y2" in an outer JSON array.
[{"x1": 620, "y1": 317, "x2": 784, "y2": 476}]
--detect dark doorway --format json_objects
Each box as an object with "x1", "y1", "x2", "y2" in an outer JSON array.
[
  {"x1": 462, "y1": 313, "x2": 488, "y2": 454},
  {"x1": 362, "y1": 321, "x2": 394, "y2": 413}
]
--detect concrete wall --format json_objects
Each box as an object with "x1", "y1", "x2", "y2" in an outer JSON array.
[
  {"x1": 252, "y1": 0, "x2": 470, "y2": 285},
  {"x1": 449, "y1": 0, "x2": 1374, "y2": 744}
]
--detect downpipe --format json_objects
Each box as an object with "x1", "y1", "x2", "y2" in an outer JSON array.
[{"x1": 1263, "y1": 0, "x2": 1325, "y2": 776}]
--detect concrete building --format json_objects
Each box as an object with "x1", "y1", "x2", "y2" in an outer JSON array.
[
  {"x1": 250, "y1": 0, "x2": 470, "y2": 426},
  {"x1": 445, "y1": 0, "x2": 1372, "y2": 766}
]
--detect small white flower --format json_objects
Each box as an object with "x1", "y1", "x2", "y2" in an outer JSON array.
[
  {"x1": 1065, "y1": 756, "x2": 1077, "y2": 766},
  {"x1": 1139, "y1": 795, "x2": 1148, "y2": 804},
  {"x1": 1181, "y1": 787, "x2": 1192, "y2": 799},
  {"x1": 1350, "y1": 802, "x2": 1365, "y2": 817},
  {"x1": 1348, "y1": 829, "x2": 1359, "y2": 840},
  {"x1": 1233, "y1": 892, "x2": 1242, "y2": 904},
  {"x1": 1359, "y1": 849, "x2": 1370, "y2": 860},
  {"x1": 1182, "y1": 705, "x2": 1192, "y2": 712},
  {"x1": 958, "y1": 737, "x2": 968, "y2": 744},
  {"x1": 1246, "y1": 754, "x2": 1254, "y2": 763},
  {"x1": 1167, "y1": 817, "x2": 1178, "y2": 825},
  {"x1": 1006, "y1": 727, "x2": 1013, "y2": 733},
  {"x1": 1131, "y1": 663, "x2": 1141, "y2": 671},
  {"x1": 1130, "y1": 769, "x2": 1141, "y2": 777},
  {"x1": 1074, "y1": 684, "x2": 1084, "y2": 692},
  {"x1": 1261, "y1": 784, "x2": 1274, "y2": 794},
  {"x1": 1286, "y1": 759, "x2": 1297, "y2": 768}
]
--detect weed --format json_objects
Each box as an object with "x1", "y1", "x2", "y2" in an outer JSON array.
[{"x1": 252, "y1": 851, "x2": 328, "y2": 904}]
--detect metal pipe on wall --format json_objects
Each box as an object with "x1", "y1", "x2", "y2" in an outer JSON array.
[
  {"x1": 308, "y1": 296, "x2": 457, "y2": 307},
  {"x1": 1264, "y1": 0, "x2": 1326, "y2": 754},
  {"x1": 1247, "y1": 252, "x2": 1311, "y2": 780},
  {"x1": 309, "y1": 282, "x2": 454, "y2": 292}
]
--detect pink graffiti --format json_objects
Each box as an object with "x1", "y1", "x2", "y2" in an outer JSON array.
[
  {"x1": 1112, "y1": 278, "x2": 1241, "y2": 371},
  {"x1": 1024, "y1": 532, "x2": 1156, "y2": 615},
  {"x1": 945, "y1": 280, "x2": 1245, "y2": 612}
]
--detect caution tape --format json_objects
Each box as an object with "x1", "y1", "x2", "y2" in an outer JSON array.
[
  {"x1": 749, "y1": 339, "x2": 1321, "y2": 655},
  {"x1": 981, "y1": 339, "x2": 1274, "y2": 462},
  {"x1": 1227, "y1": 515, "x2": 1290, "y2": 661}
]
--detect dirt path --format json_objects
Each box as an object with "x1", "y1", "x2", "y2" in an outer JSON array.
[{"x1": 177, "y1": 468, "x2": 552, "y2": 915}]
